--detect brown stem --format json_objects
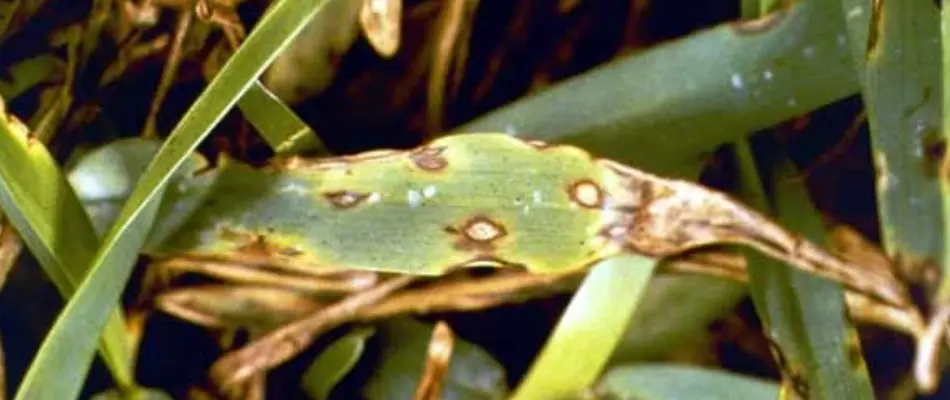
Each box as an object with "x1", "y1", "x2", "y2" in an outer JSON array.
[{"x1": 208, "y1": 275, "x2": 416, "y2": 393}]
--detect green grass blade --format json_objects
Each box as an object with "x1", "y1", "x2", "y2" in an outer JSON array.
[
  {"x1": 735, "y1": 144, "x2": 873, "y2": 399},
  {"x1": 0, "y1": 98, "x2": 134, "y2": 389},
  {"x1": 302, "y1": 327, "x2": 375, "y2": 400},
  {"x1": 454, "y1": 0, "x2": 857, "y2": 176},
  {"x1": 510, "y1": 254, "x2": 658, "y2": 400},
  {"x1": 237, "y1": 81, "x2": 328, "y2": 156},
  {"x1": 13, "y1": 1, "x2": 333, "y2": 398},
  {"x1": 840, "y1": 0, "x2": 943, "y2": 282},
  {"x1": 939, "y1": 0, "x2": 950, "y2": 301},
  {"x1": 360, "y1": 318, "x2": 508, "y2": 400},
  {"x1": 598, "y1": 364, "x2": 781, "y2": 399}
]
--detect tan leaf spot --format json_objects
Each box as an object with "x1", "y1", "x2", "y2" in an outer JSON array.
[
  {"x1": 409, "y1": 146, "x2": 449, "y2": 171},
  {"x1": 569, "y1": 180, "x2": 605, "y2": 209},
  {"x1": 462, "y1": 217, "x2": 507, "y2": 243},
  {"x1": 323, "y1": 190, "x2": 371, "y2": 209}
]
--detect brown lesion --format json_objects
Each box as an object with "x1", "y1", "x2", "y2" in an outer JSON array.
[
  {"x1": 409, "y1": 146, "x2": 449, "y2": 171},
  {"x1": 323, "y1": 190, "x2": 371, "y2": 209},
  {"x1": 218, "y1": 227, "x2": 304, "y2": 264},
  {"x1": 568, "y1": 179, "x2": 606, "y2": 209},
  {"x1": 444, "y1": 215, "x2": 508, "y2": 253}
]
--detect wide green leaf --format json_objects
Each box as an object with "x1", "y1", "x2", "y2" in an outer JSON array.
[
  {"x1": 13, "y1": 0, "x2": 335, "y2": 398},
  {"x1": 455, "y1": 0, "x2": 858, "y2": 177}
]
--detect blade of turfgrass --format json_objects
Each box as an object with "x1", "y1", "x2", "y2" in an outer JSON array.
[
  {"x1": 734, "y1": 142, "x2": 873, "y2": 399},
  {"x1": 938, "y1": 0, "x2": 950, "y2": 302},
  {"x1": 455, "y1": 0, "x2": 859, "y2": 177},
  {"x1": 732, "y1": 1, "x2": 872, "y2": 398},
  {"x1": 597, "y1": 364, "x2": 781, "y2": 399},
  {"x1": 237, "y1": 81, "x2": 328, "y2": 156},
  {"x1": 0, "y1": 99, "x2": 134, "y2": 389},
  {"x1": 510, "y1": 255, "x2": 658, "y2": 400},
  {"x1": 13, "y1": 0, "x2": 333, "y2": 398},
  {"x1": 840, "y1": 0, "x2": 943, "y2": 289}
]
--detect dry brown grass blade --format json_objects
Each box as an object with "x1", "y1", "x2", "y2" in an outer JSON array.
[
  {"x1": 0, "y1": 218, "x2": 24, "y2": 290},
  {"x1": 412, "y1": 321, "x2": 455, "y2": 400},
  {"x1": 426, "y1": 0, "x2": 478, "y2": 133},
  {"x1": 142, "y1": 10, "x2": 194, "y2": 139},
  {"x1": 208, "y1": 275, "x2": 416, "y2": 394},
  {"x1": 359, "y1": 0, "x2": 402, "y2": 58},
  {"x1": 150, "y1": 257, "x2": 380, "y2": 296}
]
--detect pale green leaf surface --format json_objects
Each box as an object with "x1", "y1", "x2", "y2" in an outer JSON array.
[
  {"x1": 510, "y1": 254, "x2": 658, "y2": 400},
  {"x1": 840, "y1": 0, "x2": 944, "y2": 292},
  {"x1": 597, "y1": 364, "x2": 781, "y2": 400},
  {"x1": 360, "y1": 318, "x2": 507, "y2": 400},
  {"x1": 13, "y1": 0, "x2": 334, "y2": 398},
  {"x1": 302, "y1": 327, "x2": 375, "y2": 400},
  {"x1": 0, "y1": 101, "x2": 133, "y2": 388},
  {"x1": 238, "y1": 81, "x2": 328, "y2": 156},
  {"x1": 455, "y1": 0, "x2": 857, "y2": 177}
]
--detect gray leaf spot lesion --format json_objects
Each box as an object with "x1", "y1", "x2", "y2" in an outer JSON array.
[{"x1": 323, "y1": 190, "x2": 371, "y2": 209}]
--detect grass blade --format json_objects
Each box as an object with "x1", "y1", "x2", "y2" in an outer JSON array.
[
  {"x1": 237, "y1": 81, "x2": 328, "y2": 156},
  {"x1": 735, "y1": 143, "x2": 873, "y2": 399},
  {"x1": 510, "y1": 254, "x2": 658, "y2": 400},
  {"x1": 840, "y1": 0, "x2": 942, "y2": 285},
  {"x1": 0, "y1": 97, "x2": 134, "y2": 389},
  {"x1": 598, "y1": 364, "x2": 781, "y2": 399},
  {"x1": 455, "y1": 0, "x2": 857, "y2": 177},
  {"x1": 13, "y1": 0, "x2": 333, "y2": 398},
  {"x1": 938, "y1": 0, "x2": 950, "y2": 302}
]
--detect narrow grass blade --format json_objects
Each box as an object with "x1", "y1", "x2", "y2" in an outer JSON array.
[
  {"x1": 302, "y1": 327, "x2": 375, "y2": 400},
  {"x1": 0, "y1": 98, "x2": 134, "y2": 389},
  {"x1": 455, "y1": 0, "x2": 857, "y2": 177},
  {"x1": 510, "y1": 254, "x2": 658, "y2": 400},
  {"x1": 735, "y1": 143, "x2": 873, "y2": 399},
  {"x1": 840, "y1": 0, "x2": 943, "y2": 284},
  {"x1": 597, "y1": 364, "x2": 781, "y2": 399},
  {"x1": 938, "y1": 0, "x2": 950, "y2": 302},
  {"x1": 13, "y1": 1, "x2": 333, "y2": 398},
  {"x1": 237, "y1": 81, "x2": 328, "y2": 156}
]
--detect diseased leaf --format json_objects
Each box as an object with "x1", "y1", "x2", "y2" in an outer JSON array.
[{"x1": 840, "y1": 0, "x2": 943, "y2": 286}]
